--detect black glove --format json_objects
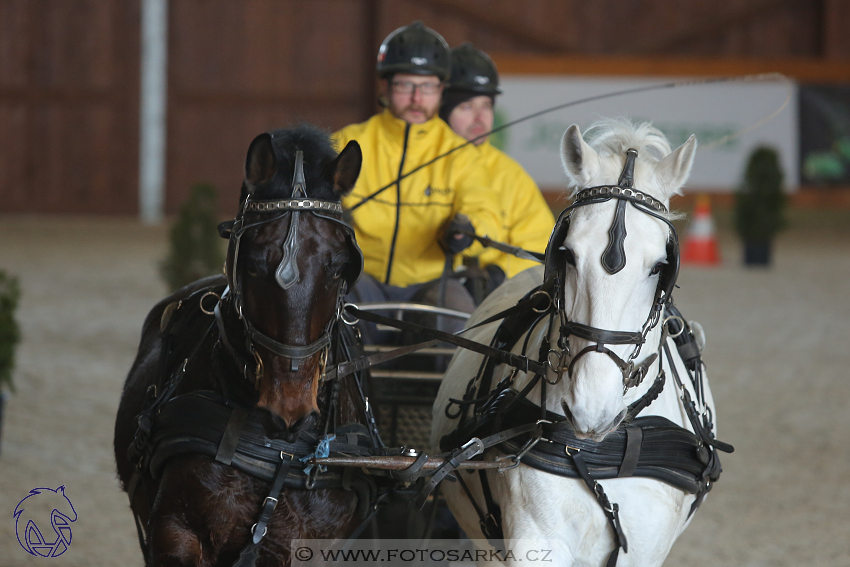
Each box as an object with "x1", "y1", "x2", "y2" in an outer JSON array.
[{"x1": 441, "y1": 214, "x2": 475, "y2": 255}]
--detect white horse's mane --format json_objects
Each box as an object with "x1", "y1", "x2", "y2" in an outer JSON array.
[
  {"x1": 568, "y1": 117, "x2": 686, "y2": 219},
  {"x1": 585, "y1": 117, "x2": 672, "y2": 161}
]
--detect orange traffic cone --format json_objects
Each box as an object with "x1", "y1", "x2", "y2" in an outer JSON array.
[{"x1": 682, "y1": 194, "x2": 721, "y2": 265}]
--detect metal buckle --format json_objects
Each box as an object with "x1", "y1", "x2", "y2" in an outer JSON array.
[
  {"x1": 263, "y1": 496, "x2": 278, "y2": 510},
  {"x1": 252, "y1": 347, "x2": 264, "y2": 389}
]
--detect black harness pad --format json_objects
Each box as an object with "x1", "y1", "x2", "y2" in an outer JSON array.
[{"x1": 148, "y1": 391, "x2": 378, "y2": 488}]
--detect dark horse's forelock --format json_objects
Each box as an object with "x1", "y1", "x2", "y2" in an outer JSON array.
[{"x1": 248, "y1": 124, "x2": 340, "y2": 202}]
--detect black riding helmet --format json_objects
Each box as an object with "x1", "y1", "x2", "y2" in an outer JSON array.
[
  {"x1": 376, "y1": 21, "x2": 451, "y2": 81},
  {"x1": 440, "y1": 43, "x2": 501, "y2": 122},
  {"x1": 445, "y1": 42, "x2": 501, "y2": 96}
]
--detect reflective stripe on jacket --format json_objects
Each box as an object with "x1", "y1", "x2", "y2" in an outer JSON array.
[
  {"x1": 474, "y1": 141, "x2": 555, "y2": 278},
  {"x1": 333, "y1": 110, "x2": 501, "y2": 287}
]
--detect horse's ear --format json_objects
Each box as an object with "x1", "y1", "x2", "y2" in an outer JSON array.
[
  {"x1": 326, "y1": 140, "x2": 362, "y2": 196},
  {"x1": 656, "y1": 134, "x2": 697, "y2": 195},
  {"x1": 245, "y1": 133, "x2": 277, "y2": 192},
  {"x1": 561, "y1": 124, "x2": 600, "y2": 187}
]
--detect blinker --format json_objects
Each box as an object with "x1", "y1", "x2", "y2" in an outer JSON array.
[{"x1": 218, "y1": 220, "x2": 236, "y2": 239}]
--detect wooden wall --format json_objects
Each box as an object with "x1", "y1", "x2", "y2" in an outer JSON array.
[
  {"x1": 0, "y1": 0, "x2": 140, "y2": 215},
  {"x1": 1, "y1": 0, "x2": 848, "y2": 216}
]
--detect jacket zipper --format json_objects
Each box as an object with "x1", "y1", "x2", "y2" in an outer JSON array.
[{"x1": 384, "y1": 123, "x2": 410, "y2": 284}]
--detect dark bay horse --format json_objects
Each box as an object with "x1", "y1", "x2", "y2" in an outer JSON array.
[{"x1": 114, "y1": 126, "x2": 374, "y2": 566}]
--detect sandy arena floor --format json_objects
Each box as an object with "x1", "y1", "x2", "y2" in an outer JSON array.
[{"x1": 0, "y1": 213, "x2": 848, "y2": 566}]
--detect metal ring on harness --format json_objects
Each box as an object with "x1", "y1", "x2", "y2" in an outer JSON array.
[
  {"x1": 530, "y1": 290, "x2": 553, "y2": 313},
  {"x1": 546, "y1": 350, "x2": 569, "y2": 384},
  {"x1": 199, "y1": 291, "x2": 220, "y2": 315},
  {"x1": 663, "y1": 315, "x2": 686, "y2": 338},
  {"x1": 341, "y1": 303, "x2": 360, "y2": 326}
]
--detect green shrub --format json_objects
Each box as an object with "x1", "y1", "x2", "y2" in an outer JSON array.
[
  {"x1": 0, "y1": 270, "x2": 21, "y2": 392},
  {"x1": 160, "y1": 183, "x2": 226, "y2": 292},
  {"x1": 734, "y1": 146, "x2": 787, "y2": 243}
]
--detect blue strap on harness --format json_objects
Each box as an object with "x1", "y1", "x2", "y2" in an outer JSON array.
[{"x1": 301, "y1": 434, "x2": 335, "y2": 474}]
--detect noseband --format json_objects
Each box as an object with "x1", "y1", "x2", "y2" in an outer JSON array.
[
  {"x1": 217, "y1": 150, "x2": 363, "y2": 386},
  {"x1": 544, "y1": 148, "x2": 680, "y2": 389}
]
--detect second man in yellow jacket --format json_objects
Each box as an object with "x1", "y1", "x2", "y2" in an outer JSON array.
[{"x1": 440, "y1": 42, "x2": 554, "y2": 290}]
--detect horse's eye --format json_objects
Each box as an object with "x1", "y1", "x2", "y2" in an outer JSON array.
[
  {"x1": 327, "y1": 262, "x2": 345, "y2": 281},
  {"x1": 650, "y1": 261, "x2": 665, "y2": 276},
  {"x1": 244, "y1": 260, "x2": 260, "y2": 278}
]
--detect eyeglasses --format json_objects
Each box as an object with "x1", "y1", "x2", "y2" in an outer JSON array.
[{"x1": 391, "y1": 80, "x2": 442, "y2": 95}]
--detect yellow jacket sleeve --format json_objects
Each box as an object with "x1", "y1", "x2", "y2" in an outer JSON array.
[
  {"x1": 332, "y1": 111, "x2": 502, "y2": 287},
  {"x1": 476, "y1": 143, "x2": 555, "y2": 278}
]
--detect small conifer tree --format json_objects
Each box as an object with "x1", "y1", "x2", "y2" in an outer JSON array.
[
  {"x1": 735, "y1": 146, "x2": 787, "y2": 243},
  {"x1": 160, "y1": 183, "x2": 226, "y2": 292},
  {"x1": 0, "y1": 270, "x2": 21, "y2": 392}
]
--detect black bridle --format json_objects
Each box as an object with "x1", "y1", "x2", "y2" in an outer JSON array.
[
  {"x1": 543, "y1": 148, "x2": 680, "y2": 390},
  {"x1": 216, "y1": 150, "x2": 364, "y2": 387}
]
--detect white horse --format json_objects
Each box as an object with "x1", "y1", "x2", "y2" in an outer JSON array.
[{"x1": 431, "y1": 118, "x2": 727, "y2": 566}]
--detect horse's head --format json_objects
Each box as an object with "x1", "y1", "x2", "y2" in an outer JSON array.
[
  {"x1": 552, "y1": 118, "x2": 696, "y2": 441},
  {"x1": 221, "y1": 126, "x2": 362, "y2": 429}
]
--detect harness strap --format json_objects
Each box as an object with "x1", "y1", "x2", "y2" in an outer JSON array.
[
  {"x1": 345, "y1": 305, "x2": 549, "y2": 376},
  {"x1": 618, "y1": 426, "x2": 643, "y2": 478},
  {"x1": 560, "y1": 321, "x2": 643, "y2": 345},
  {"x1": 326, "y1": 282, "x2": 554, "y2": 381},
  {"x1": 569, "y1": 448, "x2": 627, "y2": 567},
  {"x1": 244, "y1": 315, "x2": 331, "y2": 360},
  {"x1": 477, "y1": 468, "x2": 502, "y2": 543},
  {"x1": 414, "y1": 422, "x2": 541, "y2": 508},
  {"x1": 233, "y1": 452, "x2": 294, "y2": 567},
  {"x1": 215, "y1": 406, "x2": 250, "y2": 466}
]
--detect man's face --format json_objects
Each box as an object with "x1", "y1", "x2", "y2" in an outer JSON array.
[
  {"x1": 448, "y1": 95, "x2": 494, "y2": 145},
  {"x1": 384, "y1": 73, "x2": 443, "y2": 124}
]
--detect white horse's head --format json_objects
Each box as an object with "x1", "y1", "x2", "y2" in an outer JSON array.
[{"x1": 554, "y1": 118, "x2": 696, "y2": 441}]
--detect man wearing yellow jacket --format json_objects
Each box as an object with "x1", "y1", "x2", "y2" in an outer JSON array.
[
  {"x1": 333, "y1": 22, "x2": 501, "y2": 341},
  {"x1": 440, "y1": 43, "x2": 554, "y2": 289}
]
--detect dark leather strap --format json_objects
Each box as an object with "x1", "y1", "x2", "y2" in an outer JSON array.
[
  {"x1": 215, "y1": 406, "x2": 249, "y2": 466},
  {"x1": 232, "y1": 450, "x2": 296, "y2": 567},
  {"x1": 618, "y1": 426, "x2": 643, "y2": 478},
  {"x1": 346, "y1": 306, "x2": 549, "y2": 376},
  {"x1": 570, "y1": 449, "x2": 627, "y2": 567},
  {"x1": 325, "y1": 339, "x2": 440, "y2": 381},
  {"x1": 415, "y1": 437, "x2": 484, "y2": 508},
  {"x1": 560, "y1": 321, "x2": 643, "y2": 345},
  {"x1": 253, "y1": 453, "x2": 293, "y2": 544},
  {"x1": 328, "y1": 282, "x2": 555, "y2": 381}
]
